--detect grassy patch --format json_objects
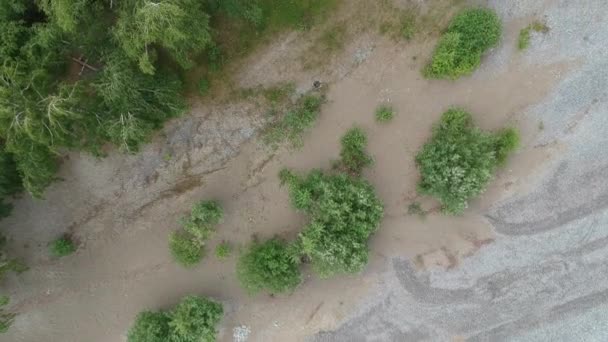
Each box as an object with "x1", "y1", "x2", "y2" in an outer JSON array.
[
  {"x1": 375, "y1": 105, "x2": 395, "y2": 122},
  {"x1": 518, "y1": 21, "x2": 549, "y2": 50},
  {"x1": 169, "y1": 232, "x2": 204, "y2": 267},
  {"x1": 407, "y1": 201, "x2": 426, "y2": 218},
  {"x1": 415, "y1": 108, "x2": 519, "y2": 214},
  {"x1": 424, "y1": 8, "x2": 502, "y2": 79},
  {"x1": 301, "y1": 21, "x2": 348, "y2": 70},
  {"x1": 215, "y1": 241, "x2": 232, "y2": 259},
  {"x1": 263, "y1": 93, "x2": 324, "y2": 148},
  {"x1": 50, "y1": 236, "x2": 76, "y2": 257}
]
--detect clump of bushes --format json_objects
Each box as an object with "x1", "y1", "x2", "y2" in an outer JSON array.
[
  {"x1": 128, "y1": 295, "x2": 222, "y2": 342},
  {"x1": 263, "y1": 94, "x2": 324, "y2": 148},
  {"x1": 375, "y1": 105, "x2": 395, "y2": 123},
  {"x1": 415, "y1": 108, "x2": 519, "y2": 214},
  {"x1": 424, "y1": 8, "x2": 501, "y2": 79},
  {"x1": 237, "y1": 238, "x2": 301, "y2": 294},
  {"x1": 169, "y1": 200, "x2": 223, "y2": 267},
  {"x1": 518, "y1": 21, "x2": 549, "y2": 50},
  {"x1": 280, "y1": 169, "x2": 384, "y2": 277},
  {"x1": 336, "y1": 127, "x2": 373, "y2": 176},
  {"x1": 50, "y1": 235, "x2": 76, "y2": 257}
]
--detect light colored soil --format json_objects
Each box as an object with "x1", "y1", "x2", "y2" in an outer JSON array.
[{"x1": 0, "y1": 1, "x2": 569, "y2": 342}]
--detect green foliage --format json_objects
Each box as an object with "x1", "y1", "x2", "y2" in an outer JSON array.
[
  {"x1": 375, "y1": 105, "x2": 395, "y2": 122},
  {"x1": 127, "y1": 311, "x2": 171, "y2": 342},
  {"x1": 237, "y1": 238, "x2": 301, "y2": 294},
  {"x1": 0, "y1": 150, "x2": 22, "y2": 218},
  {"x1": 257, "y1": 0, "x2": 337, "y2": 31},
  {"x1": 168, "y1": 295, "x2": 223, "y2": 342},
  {"x1": 415, "y1": 108, "x2": 519, "y2": 214},
  {"x1": 0, "y1": 295, "x2": 14, "y2": 333},
  {"x1": 95, "y1": 54, "x2": 186, "y2": 153},
  {"x1": 263, "y1": 94, "x2": 324, "y2": 148},
  {"x1": 50, "y1": 236, "x2": 76, "y2": 257},
  {"x1": 169, "y1": 232, "x2": 204, "y2": 267},
  {"x1": 424, "y1": 8, "x2": 501, "y2": 79},
  {"x1": 336, "y1": 127, "x2": 372, "y2": 176},
  {"x1": 128, "y1": 296, "x2": 223, "y2": 342},
  {"x1": 198, "y1": 78, "x2": 210, "y2": 97},
  {"x1": 280, "y1": 170, "x2": 384, "y2": 277},
  {"x1": 518, "y1": 21, "x2": 549, "y2": 50},
  {"x1": 169, "y1": 200, "x2": 223, "y2": 267},
  {"x1": 215, "y1": 241, "x2": 232, "y2": 259},
  {"x1": 115, "y1": 0, "x2": 213, "y2": 74}
]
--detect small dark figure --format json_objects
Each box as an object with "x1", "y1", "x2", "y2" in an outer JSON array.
[{"x1": 313, "y1": 80, "x2": 321, "y2": 89}]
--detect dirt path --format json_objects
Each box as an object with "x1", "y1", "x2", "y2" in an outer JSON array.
[{"x1": 0, "y1": 3, "x2": 568, "y2": 342}]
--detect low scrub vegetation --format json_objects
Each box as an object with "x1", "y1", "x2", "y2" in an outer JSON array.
[
  {"x1": 415, "y1": 108, "x2": 519, "y2": 214},
  {"x1": 375, "y1": 105, "x2": 395, "y2": 122},
  {"x1": 215, "y1": 241, "x2": 232, "y2": 259},
  {"x1": 424, "y1": 8, "x2": 502, "y2": 79},
  {"x1": 0, "y1": 296, "x2": 13, "y2": 333},
  {"x1": 128, "y1": 295, "x2": 222, "y2": 342},
  {"x1": 336, "y1": 127, "x2": 373, "y2": 176},
  {"x1": 518, "y1": 21, "x2": 549, "y2": 50},
  {"x1": 280, "y1": 168, "x2": 384, "y2": 277},
  {"x1": 50, "y1": 236, "x2": 76, "y2": 257},
  {"x1": 169, "y1": 200, "x2": 223, "y2": 267},
  {"x1": 237, "y1": 238, "x2": 301, "y2": 294},
  {"x1": 263, "y1": 94, "x2": 324, "y2": 148}
]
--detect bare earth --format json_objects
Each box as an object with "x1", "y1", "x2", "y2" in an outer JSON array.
[{"x1": 2, "y1": 1, "x2": 608, "y2": 341}]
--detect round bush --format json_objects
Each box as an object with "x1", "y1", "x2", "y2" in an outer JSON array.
[
  {"x1": 127, "y1": 311, "x2": 170, "y2": 342},
  {"x1": 169, "y1": 232, "x2": 203, "y2": 267},
  {"x1": 168, "y1": 295, "x2": 223, "y2": 342},
  {"x1": 281, "y1": 170, "x2": 384, "y2": 277},
  {"x1": 237, "y1": 238, "x2": 301, "y2": 294},
  {"x1": 415, "y1": 108, "x2": 519, "y2": 214},
  {"x1": 425, "y1": 8, "x2": 501, "y2": 79},
  {"x1": 50, "y1": 236, "x2": 76, "y2": 257}
]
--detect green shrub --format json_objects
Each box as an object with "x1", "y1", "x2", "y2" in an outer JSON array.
[
  {"x1": 0, "y1": 295, "x2": 14, "y2": 333},
  {"x1": 263, "y1": 94, "x2": 324, "y2": 148},
  {"x1": 169, "y1": 232, "x2": 203, "y2": 267},
  {"x1": 128, "y1": 296, "x2": 222, "y2": 342},
  {"x1": 280, "y1": 170, "x2": 384, "y2": 277},
  {"x1": 237, "y1": 238, "x2": 301, "y2": 294},
  {"x1": 415, "y1": 108, "x2": 519, "y2": 214},
  {"x1": 337, "y1": 127, "x2": 373, "y2": 176},
  {"x1": 215, "y1": 241, "x2": 232, "y2": 259},
  {"x1": 168, "y1": 295, "x2": 223, "y2": 342},
  {"x1": 375, "y1": 105, "x2": 395, "y2": 122},
  {"x1": 198, "y1": 78, "x2": 210, "y2": 96},
  {"x1": 518, "y1": 21, "x2": 549, "y2": 50},
  {"x1": 50, "y1": 236, "x2": 76, "y2": 257},
  {"x1": 424, "y1": 8, "x2": 501, "y2": 79},
  {"x1": 169, "y1": 200, "x2": 223, "y2": 267},
  {"x1": 127, "y1": 311, "x2": 170, "y2": 342}
]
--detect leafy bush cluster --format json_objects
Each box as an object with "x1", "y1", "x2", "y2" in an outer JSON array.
[
  {"x1": 336, "y1": 127, "x2": 373, "y2": 176},
  {"x1": 169, "y1": 200, "x2": 223, "y2": 267},
  {"x1": 415, "y1": 108, "x2": 519, "y2": 214},
  {"x1": 128, "y1": 295, "x2": 223, "y2": 342},
  {"x1": 237, "y1": 238, "x2": 301, "y2": 294},
  {"x1": 424, "y1": 8, "x2": 501, "y2": 79},
  {"x1": 50, "y1": 235, "x2": 76, "y2": 257},
  {"x1": 280, "y1": 169, "x2": 384, "y2": 277},
  {"x1": 263, "y1": 94, "x2": 324, "y2": 148},
  {"x1": 0, "y1": 295, "x2": 13, "y2": 333}
]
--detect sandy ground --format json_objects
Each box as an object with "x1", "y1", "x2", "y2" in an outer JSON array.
[{"x1": 1, "y1": 0, "x2": 606, "y2": 341}]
